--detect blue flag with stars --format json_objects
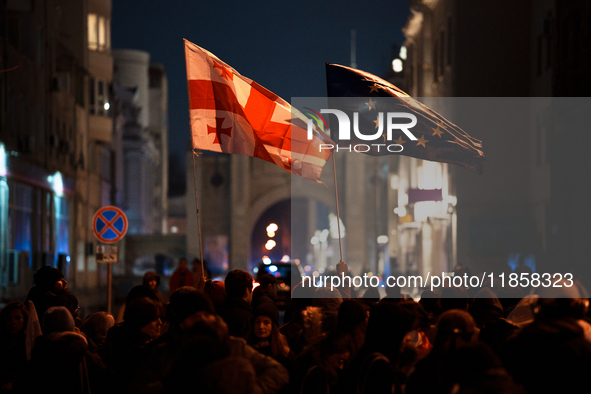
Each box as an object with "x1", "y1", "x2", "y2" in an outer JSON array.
[{"x1": 325, "y1": 63, "x2": 485, "y2": 175}]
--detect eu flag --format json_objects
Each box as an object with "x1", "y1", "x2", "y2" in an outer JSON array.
[{"x1": 325, "y1": 63, "x2": 485, "y2": 175}]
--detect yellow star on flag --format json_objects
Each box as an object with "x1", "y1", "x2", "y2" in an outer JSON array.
[
  {"x1": 369, "y1": 83, "x2": 379, "y2": 93},
  {"x1": 417, "y1": 135, "x2": 428, "y2": 148},
  {"x1": 373, "y1": 116, "x2": 380, "y2": 129},
  {"x1": 394, "y1": 136, "x2": 406, "y2": 145},
  {"x1": 432, "y1": 126, "x2": 443, "y2": 137},
  {"x1": 366, "y1": 98, "x2": 376, "y2": 111}
]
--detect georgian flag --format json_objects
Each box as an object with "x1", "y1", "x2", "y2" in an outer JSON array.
[{"x1": 184, "y1": 39, "x2": 333, "y2": 182}]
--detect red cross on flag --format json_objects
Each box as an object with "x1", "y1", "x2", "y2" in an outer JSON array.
[{"x1": 184, "y1": 39, "x2": 333, "y2": 182}]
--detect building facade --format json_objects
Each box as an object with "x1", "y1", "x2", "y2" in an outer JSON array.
[
  {"x1": 402, "y1": 0, "x2": 591, "y2": 285},
  {"x1": 0, "y1": 0, "x2": 116, "y2": 308}
]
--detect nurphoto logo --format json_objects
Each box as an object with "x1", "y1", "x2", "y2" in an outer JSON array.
[{"x1": 304, "y1": 107, "x2": 418, "y2": 153}]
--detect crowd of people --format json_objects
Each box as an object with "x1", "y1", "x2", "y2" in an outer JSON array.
[{"x1": 1, "y1": 262, "x2": 591, "y2": 394}]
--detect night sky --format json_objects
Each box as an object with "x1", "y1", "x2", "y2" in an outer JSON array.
[{"x1": 112, "y1": 0, "x2": 410, "y2": 164}]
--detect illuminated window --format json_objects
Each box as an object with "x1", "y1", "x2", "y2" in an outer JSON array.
[
  {"x1": 88, "y1": 13, "x2": 110, "y2": 51},
  {"x1": 88, "y1": 78, "x2": 111, "y2": 116}
]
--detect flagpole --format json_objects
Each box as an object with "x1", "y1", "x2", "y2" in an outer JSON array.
[
  {"x1": 191, "y1": 149, "x2": 205, "y2": 281},
  {"x1": 331, "y1": 152, "x2": 344, "y2": 262}
]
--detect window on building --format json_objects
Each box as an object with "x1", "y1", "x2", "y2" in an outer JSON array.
[
  {"x1": 98, "y1": 80, "x2": 105, "y2": 115},
  {"x1": 89, "y1": 78, "x2": 111, "y2": 116},
  {"x1": 89, "y1": 77, "x2": 95, "y2": 114},
  {"x1": 55, "y1": 196, "x2": 70, "y2": 255},
  {"x1": 88, "y1": 13, "x2": 110, "y2": 51},
  {"x1": 8, "y1": 183, "x2": 33, "y2": 265}
]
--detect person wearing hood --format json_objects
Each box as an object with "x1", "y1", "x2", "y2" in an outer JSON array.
[
  {"x1": 12, "y1": 306, "x2": 90, "y2": 394},
  {"x1": 143, "y1": 271, "x2": 164, "y2": 302},
  {"x1": 25, "y1": 266, "x2": 70, "y2": 325}
]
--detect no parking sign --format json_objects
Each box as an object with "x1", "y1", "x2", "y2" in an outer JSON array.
[{"x1": 93, "y1": 206, "x2": 128, "y2": 244}]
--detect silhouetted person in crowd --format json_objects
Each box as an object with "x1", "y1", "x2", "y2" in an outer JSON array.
[
  {"x1": 79, "y1": 312, "x2": 115, "y2": 394},
  {"x1": 292, "y1": 330, "x2": 351, "y2": 394},
  {"x1": 103, "y1": 298, "x2": 162, "y2": 394},
  {"x1": 116, "y1": 284, "x2": 162, "y2": 323},
  {"x1": 336, "y1": 300, "x2": 367, "y2": 359},
  {"x1": 280, "y1": 281, "x2": 316, "y2": 355},
  {"x1": 25, "y1": 266, "x2": 70, "y2": 325},
  {"x1": 192, "y1": 258, "x2": 211, "y2": 290},
  {"x1": 360, "y1": 286, "x2": 381, "y2": 309},
  {"x1": 448, "y1": 343, "x2": 526, "y2": 394},
  {"x1": 419, "y1": 290, "x2": 441, "y2": 324},
  {"x1": 469, "y1": 287, "x2": 518, "y2": 357},
  {"x1": 131, "y1": 289, "x2": 288, "y2": 394},
  {"x1": 440, "y1": 286, "x2": 469, "y2": 312},
  {"x1": 169, "y1": 258, "x2": 194, "y2": 294},
  {"x1": 12, "y1": 306, "x2": 89, "y2": 394},
  {"x1": 143, "y1": 271, "x2": 163, "y2": 302},
  {"x1": 503, "y1": 282, "x2": 591, "y2": 394},
  {"x1": 0, "y1": 302, "x2": 28, "y2": 390},
  {"x1": 406, "y1": 309, "x2": 478, "y2": 394},
  {"x1": 346, "y1": 302, "x2": 419, "y2": 394},
  {"x1": 221, "y1": 269, "x2": 254, "y2": 338},
  {"x1": 80, "y1": 312, "x2": 115, "y2": 353},
  {"x1": 379, "y1": 283, "x2": 402, "y2": 303},
  {"x1": 203, "y1": 280, "x2": 226, "y2": 314},
  {"x1": 59, "y1": 293, "x2": 82, "y2": 327},
  {"x1": 312, "y1": 287, "x2": 342, "y2": 333},
  {"x1": 252, "y1": 273, "x2": 279, "y2": 309}
]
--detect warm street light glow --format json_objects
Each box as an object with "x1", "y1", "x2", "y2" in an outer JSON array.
[
  {"x1": 265, "y1": 240, "x2": 276, "y2": 250},
  {"x1": 266, "y1": 223, "x2": 278, "y2": 237},
  {"x1": 400, "y1": 46, "x2": 407, "y2": 60},
  {"x1": 392, "y1": 58, "x2": 403, "y2": 72}
]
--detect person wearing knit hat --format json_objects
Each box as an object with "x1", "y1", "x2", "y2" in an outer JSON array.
[
  {"x1": 247, "y1": 301, "x2": 290, "y2": 367},
  {"x1": 25, "y1": 266, "x2": 70, "y2": 325},
  {"x1": 103, "y1": 297, "x2": 163, "y2": 393},
  {"x1": 254, "y1": 301, "x2": 280, "y2": 327}
]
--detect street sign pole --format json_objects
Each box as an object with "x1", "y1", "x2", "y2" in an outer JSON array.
[
  {"x1": 107, "y1": 263, "x2": 112, "y2": 315},
  {"x1": 93, "y1": 206, "x2": 128, "y2": 317},
  {"x1": 95, "y1": 243, "x2": 119, "y2": 314}
]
